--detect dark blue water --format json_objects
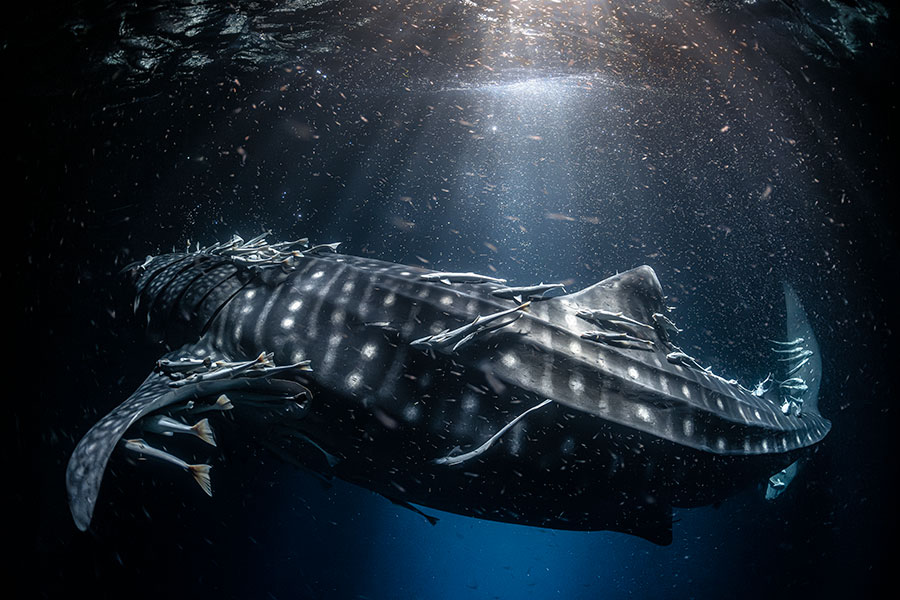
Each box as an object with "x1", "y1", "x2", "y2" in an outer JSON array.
[{"x1": 14, "y1": 1, "x2": 897, "y2": 598}]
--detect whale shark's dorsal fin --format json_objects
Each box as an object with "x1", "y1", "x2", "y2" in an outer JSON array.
[{"x1": 561, "y1": 266, "x2": 666, "y2": 327}]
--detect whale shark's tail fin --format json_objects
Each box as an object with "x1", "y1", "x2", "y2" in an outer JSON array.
[
  {"x1": 763, "y1": 286, "x2": 825, "y2": 501},
  {"x1": 66, "y1": 345, "x2": 312, "y2": 532},
  {"x1": 783, "y1": 283, "x2": 823, "y2": 416}
]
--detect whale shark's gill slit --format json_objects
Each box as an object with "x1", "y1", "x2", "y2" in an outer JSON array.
[
  {"x1": 161, "y1": 257, "x2": 222, "y2": 337},
  {"x1": 161, "y1": 259, "x2": 218, "y2": 318},
  {"x1": 199, "y1": 276, "x2": 256, "y2": 337},
  {"x1": 134, "y1": 254, "x2": 193, "y2": 307},
  {"x1": 144, "y1": 256, "x2": 204, "y2": 320},
  {"x1": 133, "y1": 252, "x2": 184, "y2": 293},
  {"x1": 176, "y1": 262, "x2": 239, "y2": 323}
]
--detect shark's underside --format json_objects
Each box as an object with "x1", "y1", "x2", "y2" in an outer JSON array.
[{"x1": 66, "y1": 236, "x2": 829, "y2": 545}]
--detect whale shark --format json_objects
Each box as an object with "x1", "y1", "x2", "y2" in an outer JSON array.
[{"x1": 66, "y1": 234, "x2": 829, "y2": 544}]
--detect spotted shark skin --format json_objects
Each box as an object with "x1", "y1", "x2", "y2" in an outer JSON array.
[{"x1": 67, "y1": 245, "x2": 830, "y2": 544}]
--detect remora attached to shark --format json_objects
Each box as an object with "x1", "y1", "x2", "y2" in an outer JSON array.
[{"x1": 66, "y1": 234, "x2": 829, "y2": 544}]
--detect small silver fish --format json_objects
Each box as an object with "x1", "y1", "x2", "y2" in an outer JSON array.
[
  {"x1": 491, "y1": 283, "x2": 566, "y2": 301},
  {"x1": 772, "y1": 346, "x2": 807, "y2": 355},
  {"x1": 122, "y1": 439, "x2": 212, "y2": 496},
  {"x1": 156, "y1": 357, "x2": 212, "y2": 376},
  {"x1": 412, "y1": 302, "x2": 529, "y2": 351},
  {"x1": 577, "y1": 308, "x2": 653, "y2": 330},
  {"x1": 435, "y1": 399, "x2": 553, "y2": 465},
  {"x1": 580, "y1": 330, "x2": 654, "y2": 349},
  {"x1": 770, "y1": 337, "x2": 805, "y2": 346},
  {"x1": 652, "y1": 312, "x2": 683, "y2": 334},
  {"x1": 180, "y1": 394, "x2": 234, "y2": 415},
  {"x1": 751, "y1": 374, "x2": 774, "y2": 397},
  {"x1": 666, "y1": 351, "x2": 704, "y2": 371},
  {"x1": 304, "y1": 242, "x2": 342, "y2": 254},
  {"x1": 778, "y1": 349, "x2": 813, "y2": 361},
  {"x1": 143, "y1": 415, "x2": 217, "y2": 447},
  {"x1": 786, "y1": 356, "x2": 811, "y2": 376},
  {"x1": 419, "y1": 271, "x2": 508, "y2": 285}
]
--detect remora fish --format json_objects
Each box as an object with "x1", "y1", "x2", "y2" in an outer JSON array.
[
  {"x1": 410, "y1": 302, "x2": 530, "y2": 352},
  {"x1": 122, "y1": 439, "x2": 213, "y2": 496},
  {"x1": 66, "y1": 236, "x2": 830, "y2": 545},
  {"x1": 491, "y1": 283, "x2": 566, "y2": 301},
  {"x1": 419, "y1": 271, "x2": 508, "y2": 285},
  {"x1": 143, "y1": 415, "x2": 217, "y2": 446}
]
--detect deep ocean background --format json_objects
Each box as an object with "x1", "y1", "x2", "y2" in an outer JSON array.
[{"x1": 9, "y1": 0, "x2": 898, "y2": 598}]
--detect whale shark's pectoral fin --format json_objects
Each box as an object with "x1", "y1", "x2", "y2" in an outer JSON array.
[
  {"x1": 66, "y1": 344, "x2": 311, "y2": 532},
  {"x1": 434, "y1": 398, "x2": 553, "y2": 466},
  {"x1": 260, "y1": 430, "x2": 339, "y2": 490}
]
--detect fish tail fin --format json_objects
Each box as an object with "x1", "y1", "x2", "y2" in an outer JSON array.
[
  {"x1": 191, "y1": 418, "x2": 217, "y2": 447},
  {"x1": 188, "y1": 464, "x2": 213, "y2": 496},
  {"x1": 216, "y1": 394, "x2": 234, "y2": 410}
]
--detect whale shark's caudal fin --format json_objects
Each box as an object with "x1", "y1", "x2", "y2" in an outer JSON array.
[
  {"x1": 66, "y1": 344, "x2": 312, "y2": 531},
  {"x1": 763, "y1": 286, "x2": 825, "y2": 501},
  {"x1": 783, "y1": 283, "x2": 823, "y2": 416}
]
